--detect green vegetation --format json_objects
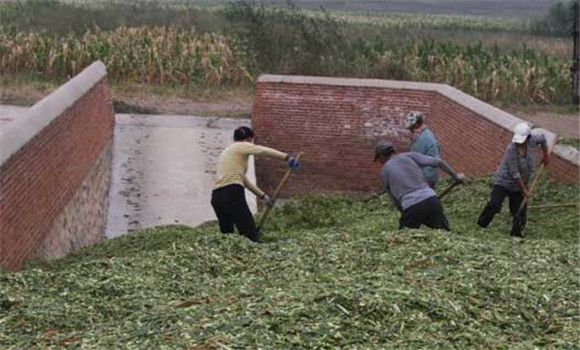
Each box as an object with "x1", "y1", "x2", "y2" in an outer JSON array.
[
  {"x1": 0, "y1": 0, "x2": 532, "y2": 34},
  {"x1": 1, "y1": 178, "x2": 579, "y2": 348},
  {"x1": 531, "y1": 0, "x2": 578, "y2": 37},
  {"x1": 0, "y1": 0, "x2": 576, "y2": 108},
  {"x1": 335, "y1": 12, "x2": 528, "y2": 33},
  {"x1": 0, "y1": 0, "x2": 573, "y2": 105},
  {"x1": 559, "y1": 137, "x2": 580, "y2": 149},
  {"x1": 268, "y1": 0, "x2": 553, "y2": 19},
  {"x1": 0, "y1": 0, "x2": 227, "y2": 35},
  {"x1": 0, "y1": 27, "x2": 251, "y2": 86},
  {"x1": 51, "y1": 0, "x2": 556, "y2": 19}
]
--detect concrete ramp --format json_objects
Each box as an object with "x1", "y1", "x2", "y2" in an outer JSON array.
[{"x1": 106, "y1": 114, "x2": 256, "y2": 238}]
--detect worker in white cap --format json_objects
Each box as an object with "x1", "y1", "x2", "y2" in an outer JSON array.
[{"x1": 477, "y1": 122, "x2": 550, "y2": 237}]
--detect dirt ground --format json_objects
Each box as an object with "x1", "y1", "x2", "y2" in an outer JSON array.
[
  {"x1": 511, "y1": 112, "x2": 579, "y2": 139},
  {"x1": 0, "y1": 82, "x2": 254, "y2": 119},
  {"x1": 118, "y1": 95, "x2": 253, "y2": 119}
]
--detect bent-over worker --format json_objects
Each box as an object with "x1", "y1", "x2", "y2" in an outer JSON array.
[{"x1": 374, "y1": 141, "x2": 465, "y2": 231}]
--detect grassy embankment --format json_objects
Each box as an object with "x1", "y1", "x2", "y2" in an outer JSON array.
[
  {"x1": 0, "y1": 177, "x2": 578, "y2": 348},
  {"x1": 0, "y1": 0, "x2": 576, "y2": 116}
]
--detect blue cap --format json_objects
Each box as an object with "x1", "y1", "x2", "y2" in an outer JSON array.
[{"x1": 374, "y1": 141, "x2": 395, "y2": 161}]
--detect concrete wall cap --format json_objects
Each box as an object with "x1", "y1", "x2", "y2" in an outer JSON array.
[
  {"x1": 531, "y1": 128, "x2": 558, "y2": 150},
  {"x1": 553, "y1": 144, "x2": 580, "y2": 165},
  {"x1": 258, "y1": 74, "x2": 444, "y2": 91},
  {"x1": 436, "y1": 84, "x2": 527, "y2": 131},
  {"x1": 0, "y1": 61, "x2": 107, "y2": 166}
]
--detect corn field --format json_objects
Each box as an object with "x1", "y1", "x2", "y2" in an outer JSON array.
[
  {"x1": 0, "y1": 25, "x2": 571, "y2": 104},
  {"x1": 354, "y1": 41, "x2": 571, "y2": 105},
  {"x1": 337, "y1": 12, "x2": 528, "y2": 33},
  {"x1": 0, "y1": 26, "x2": 252, "y2": 86},
  {"x1": 419, "y1": 42, "x2": 570, "y2": 104}
]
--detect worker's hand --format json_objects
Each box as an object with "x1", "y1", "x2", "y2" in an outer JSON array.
[
  {"x1": 262, "y1": 194, "x2": 276, "y2": 208},
  {"x1": 455, "y1": 173, "x2": 466, "y2": 183},
  {"x1": 541, "y1": 154, "x2": 550, "y2": 166},
  {"x1": 286, "y1": 156, "x2": 300, "y2": 170},
  {"x1": 522, "y1": 188, "x2": 530, "y2": 198}
]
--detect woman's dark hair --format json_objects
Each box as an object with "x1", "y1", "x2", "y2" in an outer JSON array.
[{"x1": 234, "y1": 126, "x2": 254, "y2": 141}]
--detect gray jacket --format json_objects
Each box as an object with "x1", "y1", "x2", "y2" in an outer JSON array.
[
  {"x1": 381, "y1": 152, "x2": 459, "y2": 211},
  {"x1": 493, "y1": 134, "x2": 547, "y2": 192}
]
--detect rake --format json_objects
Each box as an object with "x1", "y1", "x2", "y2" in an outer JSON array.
[{"x1": 257, "y1": 153, "x2": 302, "y2": 230}]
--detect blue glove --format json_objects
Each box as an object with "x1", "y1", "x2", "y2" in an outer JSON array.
[{"x1": 286, "y1": 156, "x2": 300, "y2": 170}]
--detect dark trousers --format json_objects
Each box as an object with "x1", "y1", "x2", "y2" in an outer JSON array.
[
  {"x1": 399, "y1": 196, "x2": 450, "y2": 231},
  {"x1": 211, "y1": 184, "x2": 260, "y2": 242},
  {"x1": 477, "y1": 185, "x2": 527, "y2": 236}
]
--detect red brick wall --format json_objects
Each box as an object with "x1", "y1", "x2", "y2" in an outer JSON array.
[
  {"x1": 430, "y1": 95, "x2": 512, "y2": 177},
  {"x1": 0, "y1": 79, "x2": 114, "y2": 271},
  {"x1": 253, "y1": 82, "x2": 438, "y2": 196},
  {"x1": 252, "y1": 77, "x2": 578, "y2": 197},
  {"x1": 432, "y1": 97, "x2": 579, "y2": 182},
  {"x1": 549, "y1": 151, "x2": 580, "y2": 183}
]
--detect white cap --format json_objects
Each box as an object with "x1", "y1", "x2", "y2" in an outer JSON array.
[
  {"x1": 404, "y1": 111, "x2": 424, "y2": 130},
  {"x1": 512, "y1": 123, "x2": 531, "y2": 144}
]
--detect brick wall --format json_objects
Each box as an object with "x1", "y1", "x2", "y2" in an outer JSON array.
[
  {"x1": 0, "y1": 62, "x2": 114, "y2": 271},
  {"x1": 34, "y1": 142, "x2": 112, "y2": 261},
  {"x1": 549, "y1": 145, "x2": 580, "y2": 183},
  {"x1": 430, "y1": 94, "x2": 513, "y2": 177},
  {"x1": 252, "y1": 75, "x2": 578, "y2": 196}
]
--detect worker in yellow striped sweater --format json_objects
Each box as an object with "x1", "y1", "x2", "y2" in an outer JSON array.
[{"x1": 211, "y1": 126, "x2": 300, "y2": 242}]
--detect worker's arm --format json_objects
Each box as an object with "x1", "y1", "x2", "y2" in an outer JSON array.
[
  {"x1": 241, "y1": 142, "x2": 300, "y2": 169},
  {"x1": 532, "y1": 134, "x2": 550, "y2": 165},
  {"x1": 240, "y1": 142, "x2": 287, "y2": 160},
  {"x1": 243, "y1": 174, "x2": 265, "y2": 198},
  {"x1": 382, "y1": 171, "x2": 402, "y2": 212},
  {"x1": 409, "y1": 153, "x2": 463, "y2": 182},
  {"x1": 425, "y1": 141, "x2": 440, "y2": 158},
  {"x1": 243, "y1": 175, "x2": 276, "y2": 207},
  {"x1": 541, "y1": 145, "x2": 550, "y2": 166},
  {"x1": 388, "y1": 191, "x2": 403, "y2": 212},
  {"x1": 505, "y1": 146, "x2": 529, "y2": 197},
  {"x1": 516, "y1": 177, "x2": 529, "y2": 198}
]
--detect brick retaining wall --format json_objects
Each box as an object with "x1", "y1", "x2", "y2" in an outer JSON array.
[
  {"x1": 253, "y1": 75, "x2": 578, "y2": 196},
  {"x1": 0, "y1": 61, "x2": 114, "y2": 271}
]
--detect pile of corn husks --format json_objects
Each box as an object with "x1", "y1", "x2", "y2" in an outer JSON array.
[{"x1": 1, "y1": 178, "x2": 578, "y2": 349}]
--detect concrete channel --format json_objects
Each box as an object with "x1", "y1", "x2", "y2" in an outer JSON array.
[
  {"x1": 106, "y1": 114, "x2": 256, "y2": 238},
  {"x1": 0, "y1": 106, "x2": 256, "y2": 238}
]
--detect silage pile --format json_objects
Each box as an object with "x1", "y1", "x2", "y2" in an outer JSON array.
[{"x1": 1, "y1": 179, "x2": 578, "y2": 349}]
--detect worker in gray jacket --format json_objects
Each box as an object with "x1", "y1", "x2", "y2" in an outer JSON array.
[
  {"x1": 374, "y1": 141, "x2": 465, "y2": 231},
  {"x1": 477, "y1": 122, "x2": 549, "y2": 237}
]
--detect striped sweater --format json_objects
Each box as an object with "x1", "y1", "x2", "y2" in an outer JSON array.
[{"x1": 214, "y1": 142, "x2": 287, "y2": 197}]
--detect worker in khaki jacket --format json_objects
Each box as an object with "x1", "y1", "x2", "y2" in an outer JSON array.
[{"x1": 211, "y1": 126, "x2": 299, "y2": 242}]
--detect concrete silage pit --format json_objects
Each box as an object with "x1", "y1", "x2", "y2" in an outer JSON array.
[{"x1": 106, "y1": 114, "x2": 256, "y2": 238}]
